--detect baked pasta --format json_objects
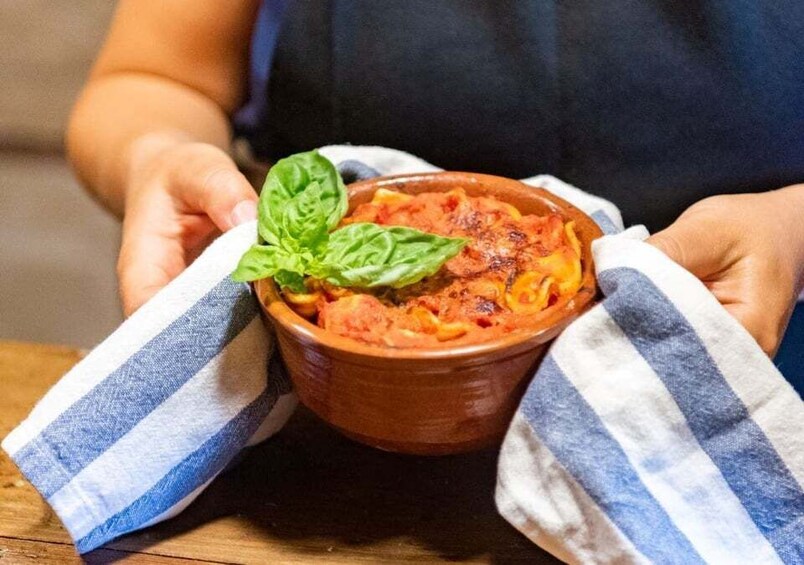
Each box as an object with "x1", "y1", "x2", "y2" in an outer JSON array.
[{"x1": 282, "y1": 188, "x2": 583, "y2": 347}]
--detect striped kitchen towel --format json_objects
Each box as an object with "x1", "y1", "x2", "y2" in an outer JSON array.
[
  {"x1": 3, "y1": 146, "x2": 803, "y2": 561},
  {"x1": 496, "y1": 228, "x2": 804, "y2": 564},
  {"x1": 1, "y1": 217, "x2": 298, "y2": 553}
]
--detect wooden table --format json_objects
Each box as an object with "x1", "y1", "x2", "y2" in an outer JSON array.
[{"x1": 0, "y1": 341, "x2": 557, "y2": 564}]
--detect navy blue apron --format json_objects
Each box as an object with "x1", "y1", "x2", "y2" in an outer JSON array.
[{"x1": 235, "y1": 0, "x2": 804, "y2": 391}]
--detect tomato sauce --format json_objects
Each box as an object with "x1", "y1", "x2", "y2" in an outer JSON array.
[{"x1": 283, "y1": 188, "x2": 583, "y2": 348}]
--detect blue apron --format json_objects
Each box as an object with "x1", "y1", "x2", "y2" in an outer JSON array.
[{"x1": 235, "y1": 0, "x2": 804, "y2": 392}]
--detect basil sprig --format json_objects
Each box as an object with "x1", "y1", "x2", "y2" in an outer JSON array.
[
  {"x1": 232, "y1": 150, "x2": 468, "y2": 292},
  {"x1": 258, "y1": 150, "x2": 347, "y2": 249}
]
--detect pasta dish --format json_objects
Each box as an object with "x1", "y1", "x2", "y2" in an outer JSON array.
[{"x1": 281, "y1": 187, "x2": 583, "y2": 348}]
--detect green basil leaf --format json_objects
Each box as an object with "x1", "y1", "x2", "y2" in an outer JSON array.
[
  {"x1": 231, "y1": 244, "x2": 307, "y2": 283},
  {"x1": 280, "y1": 181, "x2": 329, "y2": 255},
  {"x1": 241, "y1": 149, "x2": 470, "y2": 294},
  {"x1": 310, "y1": 222, "x2": 396, "y2": 272},
  {"x1": 312, "y1": 223, "x2": 468, "y2": 288},
  {"x1": 258, "y1": 150, "x2": 347, "y2": 246},
  {"x1": 273, "y1": 270, "x2": 307, "y2": 294}
]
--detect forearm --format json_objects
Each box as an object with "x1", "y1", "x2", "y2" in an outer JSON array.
[{"x1": 66, "y1": 72, "x2": 232, "y2": 216}]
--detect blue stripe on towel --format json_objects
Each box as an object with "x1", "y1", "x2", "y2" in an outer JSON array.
[
  {"x1": 13, "y1": 277, "x2": 259, "y2": 499},
  {"x1": 520, "y1": 356, "x2": 704, "y2": 564},
  {"x1": 336, "y1": 159, "x2": 381, "y2": 183},
  {"x1": 590, "y1": 210, "x2": 620, "y2": 235},
  {"x1": 599, "y1": 267, "x2": 804, "y2": 561},
  {"x1": 75, "y1": 371, "x2": 285, "y2": 554}
]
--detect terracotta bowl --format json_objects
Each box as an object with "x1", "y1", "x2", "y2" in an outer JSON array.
[{"x1": 255, "y1": 172, "x2": 602, "y2": 455}]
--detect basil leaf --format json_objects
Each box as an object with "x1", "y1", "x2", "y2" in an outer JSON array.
[
  {"x1": 258, "y1": 150, "x2": 347, "y2": 245},
  {"x1": 231, "y1": 244, "x2": 307, "y2": 283},
  {"x1": 311, "y1": 222, "x2": 396, "y2": 269},
  {"x1": 239, "y1": 149, "x2": 471, "y2": 294},
  {"x1": 273, "y1": 271, "x2": 307, "y2": 294},
  {"x1": 312, "y1": 223, "x2": 468, "y2": 288},
  {"x1": 280, "y1": 181, "x2": 329, "y2": 255}
]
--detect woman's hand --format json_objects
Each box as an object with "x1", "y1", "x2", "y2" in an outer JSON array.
[
  {"x1": 647, "y1": 185, "x2": 804, "y2": 355},
  {"x1": 118, "y1": 139, "x2": 258, "y2": 316},
  {"x1": 63, "y1": 0, "x2": 262, "y2": 316}
]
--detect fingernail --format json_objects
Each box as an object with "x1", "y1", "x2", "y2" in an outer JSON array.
[{"x1": 231, "y1": 200, "x2": 257, "y2": 226}]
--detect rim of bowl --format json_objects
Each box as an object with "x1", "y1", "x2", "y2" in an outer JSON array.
[{"x1": 255, "y1": 171, "x2": 603, "y2": 362}]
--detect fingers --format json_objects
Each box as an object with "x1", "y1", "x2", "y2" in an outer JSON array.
[
  {"x1": 118, "y1": 197, "x2": 182, "y2": 317},
  {"x1": 117, "y1": 144, "x2": 257, "y2": 316},
  {"x1": 118, "y1": 229, "x2": 180, "y2": 317},
  {"x1": 170, "y1": 145, "x2": 258, "y2": 231},
  {"x1": 717, "y1": 257, "x2": 795, "y2": 356},
  {"x1": 647, "y1": 203, "x2": 791, "y2": 356},
  {"x1": 118, "y1": 205, "x2": 220, "y2": 316},
  {"x1": 647, "y1": 219, "x2": 726, "y2": 280},
  {"x1": 723, "y1": 301, "x2": 790, "y2": 357}
]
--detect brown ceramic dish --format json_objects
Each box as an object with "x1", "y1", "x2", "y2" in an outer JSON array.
[{"x1": 255, "y1": 172, "x2": 602, "y2": 455}]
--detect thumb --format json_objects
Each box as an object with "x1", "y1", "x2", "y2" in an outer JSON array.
[
  {"x1": 172, "y1": 146, "x2": 258, "y2": 231},
  {"x1": 646, "y1": 219, "x2": 723, "y2": 279}
]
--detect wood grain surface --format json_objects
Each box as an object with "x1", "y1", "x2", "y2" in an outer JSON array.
[{"x1": 0, "y1": 340, "x2": 558, "y2": 564}]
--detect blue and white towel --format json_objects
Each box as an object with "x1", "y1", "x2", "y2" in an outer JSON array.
[
  {"x1": 1, "y1": 219, "x2": 297, "y2": 553},
  {"x1": 3, "y1": 146, "x2": 803, "y2": 562}
]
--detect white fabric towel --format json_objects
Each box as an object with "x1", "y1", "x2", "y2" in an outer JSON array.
[{"x1": 3, "y1": 145, "x2": 803, "y2": 562}]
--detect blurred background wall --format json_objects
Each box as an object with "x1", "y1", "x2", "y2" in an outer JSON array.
[{"x1": 0, "y1": 2, "x2": 122, "y2": 348}]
